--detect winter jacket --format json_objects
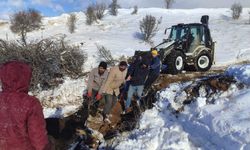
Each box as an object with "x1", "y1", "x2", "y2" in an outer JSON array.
[
  {"x1": 128, "y1": 60, "x2": 149, "y2": 86},
  {"x1": 150, "y1": 56, "x2": 161, "y2": 75},
  {"x1": 0, "y1": 61, "x2": 50, "y2": 150},
  {"x1": 102, "y1": 66, "x2": 127, "y2": 96},
  {"x1": 87, "y1": 67, "x2": 108, "y2": 94}
]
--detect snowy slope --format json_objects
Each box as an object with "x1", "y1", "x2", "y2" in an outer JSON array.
[
  {"x1": 1, "y1": 8, "x2": 250, "y2": 70},
  {"x1": 114, "y1": 65, "x2": 250, "y2": 150}
]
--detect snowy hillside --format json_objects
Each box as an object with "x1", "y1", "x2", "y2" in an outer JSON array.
[
  {"x1": 1, "y1": 8, "x2": 250, "y2": 70},
  {"x1": 1, "y1": 8, "x2": 250, "y2": 149}
]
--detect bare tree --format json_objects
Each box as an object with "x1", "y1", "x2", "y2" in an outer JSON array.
[
  {"x1": 85, "y1": 5, "x2": 96, "y2": 25},
  {"x1": 67, "y1": 13, "x2": 77, "y2": 33},
  {"x1": 109, "y1": 0, "x2": 120, "y2": 16},
  {"x1": 131, "y1": 5, "x2": 138, "y2": 15},
  {"x1": 96, "y1": 44, "x2": 116, "y2": 66},
  {"x1": 10, "y1": 9, "x2": 42, "y2": 45},
  {"x1": 95, "y1": 3, "x2": 106, "y2": 20},
  {"x1": 164, "y1": 0, "x2": 175, "y2": 9},
  {"x1": 139, "y1": 15, "x2": 159, "y2": 42},
  {"x1": 231, "y1": 2, "x2": 243, "y2": 20}
]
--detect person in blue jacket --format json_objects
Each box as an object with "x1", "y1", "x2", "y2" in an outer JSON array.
[{"x1": 144, "y1": 50, "x2": 161, "y2": 90}]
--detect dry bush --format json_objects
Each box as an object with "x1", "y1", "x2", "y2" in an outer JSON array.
[
  {"x1": 109, "y1": 0, "x2": 120, "y2": 16},
  {"x1": 96, "y1": 44, "x2": 117, "y2": 66},
  {"x1": 85, "y1": 6, "x2": 96, "y2": 25},
  {"x1": 131, "y1": 5, "x2": 138, "y2": 15},
  {"x1": 139, "y1": 15, "x2": 159, "y2": 42},
  {"x1": 95, "y1": 3, "x2": 106, "y2": 20},
  {"x1": 67, "y1": 13, "x2": 77, "y2": 33},
  {"x1": 231, "y1": 3, "x2": 243, "y2": 20},
  {"x1": 0, "y1": 38, "x2": 87, "y2": 91},
  {"x1": 164, "y1": 0, "x2": 175, "y2": 9},
  {"x1": 10, "y1": 9, "x2": 42, "y2": 45}
]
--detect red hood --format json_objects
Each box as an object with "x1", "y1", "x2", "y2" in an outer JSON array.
[{"x1": 0, "y1": 61, "x2": 32, "y2": 93}]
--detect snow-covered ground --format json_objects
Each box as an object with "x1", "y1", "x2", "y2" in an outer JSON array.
[
  {"x1": 114, "y1": 65, "x2": 250, "y2": 150},
  {"x1": 1, "y1": 8, "x2": 250, "y2": 149}
]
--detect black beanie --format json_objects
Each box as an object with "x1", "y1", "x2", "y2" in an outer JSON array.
[
  {"x1": 99, "y1": 61, "x2": 107, "y2": 69},
  {"x1": 119, "y1": 61, "x2": 128, "y2": 67}
]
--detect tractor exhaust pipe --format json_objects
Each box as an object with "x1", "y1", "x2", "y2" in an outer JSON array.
[{"x1": 201, "y1": 15, "x2": 209, "y2": 26}]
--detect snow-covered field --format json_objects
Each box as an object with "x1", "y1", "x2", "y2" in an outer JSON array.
[{"x1": 1, "y1": 8, "x2": 250, "y2": 149}]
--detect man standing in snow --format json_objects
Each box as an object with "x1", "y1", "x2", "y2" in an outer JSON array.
[
  {"x1": 87, "y1": 61, "x2": 108, "y2": 116},
  {"x1": 0, "y1": 61, "x2": 50, "y2": 150},
  {"x1": 144, "y1": 50, "x2": 161, "y2": 90},
  {"x1": 102, "y1": 61, "x2": 128, "y2": 122},
  {"x1": 125, "y1": 56, "x2": 150, "y2": 113}
]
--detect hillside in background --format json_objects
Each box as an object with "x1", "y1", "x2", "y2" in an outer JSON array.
[{"x1": 1, "y1": 8, "x2": 250, "y2": 70}]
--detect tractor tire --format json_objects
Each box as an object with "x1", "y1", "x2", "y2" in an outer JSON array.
[
  {"x1": 195, "y1": 51, "x2": 212, "y2": 71},
  {"x1": 164, "y1": 51, "x2": 184, "y2": 75}
]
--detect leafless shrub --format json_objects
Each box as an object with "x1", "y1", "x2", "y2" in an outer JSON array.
[
  {"x1": 109, "y1": 0, "x2": 120, "y2": 16},
  {"x1": 67, "y1": 13, "x2": 77, "y2": 33},
  {"x1": 131, "y1": 5, "x2": 138, "y2": 15},
  {"x1": 85, "y1": 5, "x2": 96, "y2": 25},
  {"x1": 10, "y1": 9, "x2": 42, "y2": 46},
  {"x1": 95, "y1": 3, "x2": 106, "y2": 20},
  {"x1": 231, "y1": 3, "x2": 243, "y2": 20},
  {"x1": 158, "y1": 16, "x2": 163, "y2": 24},
  {"x1": 164, "y1": 0, "x2": 175, "y2": 9},
  {"x1": 96, "y1": 44, "x2": 117, "y2": 66},
  {"x1": 139, "y1": 15, "x2": 160, "y2": 42},
  {"x1": 0, "y1": 38, "x2": 87, "y2": 91}
]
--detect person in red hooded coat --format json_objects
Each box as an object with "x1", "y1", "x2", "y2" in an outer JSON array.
[{"x1": 0, "y1": 61, "x2": 50, "y2": 150}]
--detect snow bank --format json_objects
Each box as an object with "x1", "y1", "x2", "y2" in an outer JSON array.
[
  {"x1": 115, "y1": 64, "x2": 250, "y2": 149},
  {"x1": 225, "y1": 64, "x2": 250, "y2": 85},
  {"x1": 115, "y1": 106, "x2": 195, "y2": 150},
  {"x1": 35, "y1": 77, "x2": 87, "y2": 118}
]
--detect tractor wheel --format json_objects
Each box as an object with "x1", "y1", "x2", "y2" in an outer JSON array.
[
  {"x1": 164, "y1": 51, "x2": 184, "y2": 75},
  {"x1": 195, "y1": 51, "x2": 212, "y2": 71}
]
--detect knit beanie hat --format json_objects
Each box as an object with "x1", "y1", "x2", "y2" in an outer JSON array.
[{"x1": 99, "y1": 61, "x2": 107, "y2": 69}]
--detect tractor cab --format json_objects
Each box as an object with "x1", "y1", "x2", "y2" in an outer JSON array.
[
  {"x1": 168, "y1": 23, "x2": 213, "y2": 53},
  {"x1": 155, "y1": 15, "x2": 215, "y2": 74}
]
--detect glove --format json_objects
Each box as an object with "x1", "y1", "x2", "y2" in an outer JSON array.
[
  {"x1": 87, "y1": 91, "x2": 92, "y2": 98},
  {"x1": 95, "y1": 94, "x2": 102, "y2": 101}
]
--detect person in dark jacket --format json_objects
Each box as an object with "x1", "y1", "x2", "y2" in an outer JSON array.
[
  {"x1": 0, "y1": 61, "x2": 50, "y2": 150},
  {"x1": 125, "y1": 57, "x2": 149, "y2": 113},
  {"x1": 144, "y1": 50, "x2": 161, "y2": 90}
]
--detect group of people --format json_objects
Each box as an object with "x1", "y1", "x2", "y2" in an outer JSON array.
[
  {"x1": 86, "y1": 50, "x2": 161, "y2": 122},
  {"x1": 0, "y1": 49, "x2": 161, "y2": 149}
]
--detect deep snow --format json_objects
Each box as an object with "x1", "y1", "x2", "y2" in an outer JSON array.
[{"x1": 114, "y1": 65, "x2": 250, "y2": 150}]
